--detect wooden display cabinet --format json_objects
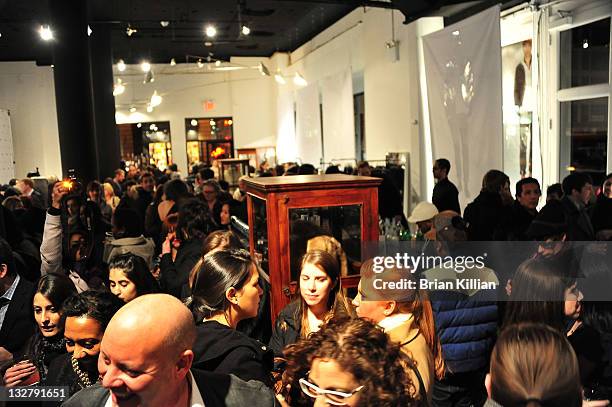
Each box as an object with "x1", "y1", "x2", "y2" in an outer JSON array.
[
  {"x1": 244, "y1": 174, "x2": 381, "y2": 322},
  {"x1": 218, "y1": 158, "x2": 250, "y2": 190}
]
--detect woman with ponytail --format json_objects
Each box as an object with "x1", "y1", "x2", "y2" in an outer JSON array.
[
  {"x1": 353, "y1": 259, "x2": 444, "y2": 405},
  {"x1": 187, "y1": 249, "x2": 273, "y2": 386},
  {"x1": 485, "y1": 322, "x2": 582, "y2": 407}
]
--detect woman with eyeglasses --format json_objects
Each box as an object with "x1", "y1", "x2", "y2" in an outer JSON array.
[
  {"x1": 352, "y1": 260, "x2": 444, "y2": 404},
  {"x1": 281, "y1": 317, "x2": 417, "y2": 406},
  {"x1": 2, "y1": 273, "x2": 76, "y2": 387},
  {"x1": 269, "y1": 250, "x2": 354, "y2": 360},
  {"x1": 187, "y1": 249, "x2": 273, "y2": 386},
  {"x1": 43, "y1": 290, "x2": 123, "y2": 403}
]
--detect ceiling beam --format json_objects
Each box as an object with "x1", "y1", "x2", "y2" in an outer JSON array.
[{"x1": 267, "y1": 0, "x2": 398, "y2": 10}]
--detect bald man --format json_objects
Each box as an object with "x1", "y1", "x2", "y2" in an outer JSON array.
[{"x1": 63, "y1": 294, "x2": 278, "y2": 407}]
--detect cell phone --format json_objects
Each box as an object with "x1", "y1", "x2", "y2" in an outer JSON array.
[{"x1": 15, "y1": 361, "x2": 40, "y2": 386}]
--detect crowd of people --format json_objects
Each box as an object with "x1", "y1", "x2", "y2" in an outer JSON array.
[{"x1": 0, "y1": 158, "x2": 610, "y2": 407}]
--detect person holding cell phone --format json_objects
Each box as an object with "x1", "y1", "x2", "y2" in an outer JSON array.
[{"x1": 2, "y1": 273, "x2": 76, "y2": 387}]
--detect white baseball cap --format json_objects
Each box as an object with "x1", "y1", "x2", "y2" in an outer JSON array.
[{"x1": 407, "y1": 202, "x2": 439, "y2": 223}]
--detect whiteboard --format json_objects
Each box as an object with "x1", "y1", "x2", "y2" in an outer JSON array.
[{"x1": 0, "y1": 109, "x2": 15, "y2": 182}]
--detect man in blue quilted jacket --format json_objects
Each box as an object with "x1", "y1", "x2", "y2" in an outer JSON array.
[{"x1": 422, "y1": 211, "x2": 499, "y2": 407}]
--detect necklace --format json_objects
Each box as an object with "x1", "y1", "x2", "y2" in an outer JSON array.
[
  {"x1": 567, "y1": 321, "x2": 582, "y2": 337},
  {"x1": 71, "y1": 356, "x2": 93, "y2": 388}
]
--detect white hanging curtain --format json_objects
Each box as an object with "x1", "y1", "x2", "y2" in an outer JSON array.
[
  {"x1": 295, "y1": 84, "x2": 322, "y2": 167},
  {"x1": 423, "y1": 5, "x2": 503, "y2": 208},
  {"x1": 276, "y1": 90, "x2": 297, "y2": 164},
  {"x1": 321, "y1": 69, "x2": 355, "y2": 164}
]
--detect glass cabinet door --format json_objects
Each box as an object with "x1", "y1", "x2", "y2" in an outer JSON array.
[
  {"x1": 252, "y1": 196, "x2": 268, "y2": 274},
  {"x1": 288, "y1": 205, "x2": 362, "y2": 281}
]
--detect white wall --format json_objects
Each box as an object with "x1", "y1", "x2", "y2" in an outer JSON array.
[
  {"x1": 114, "y1": 58, "x2": 276, "y2": 173},
  {"x1": 0, "y1": 62, "x2": 62, "y2": 179}
]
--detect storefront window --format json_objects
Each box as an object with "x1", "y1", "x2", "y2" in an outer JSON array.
[
  {"x1": 559, "y1": 97, "x2": 608, "y2": 185},
  {"x1": 560, "y1": 18, "x2": 610, "y2": 89},
  {"x1": 117, "y1": 121, "x2": 173, "y2": 170},
  {"x1": 185, "y1": 117, "x2": 234, "y2": 166}
]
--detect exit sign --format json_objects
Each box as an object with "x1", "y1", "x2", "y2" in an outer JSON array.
[{"x1": 203, "y1": 100, "x2": 216, "y2": 112}]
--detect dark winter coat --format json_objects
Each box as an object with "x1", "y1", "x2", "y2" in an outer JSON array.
[{"x1": 193, "y1": 321, "x2": 273, "y2": 387}]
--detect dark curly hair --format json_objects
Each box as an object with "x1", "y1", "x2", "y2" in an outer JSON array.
[
  {"x1": 61, "y1": 290, "x2": 124, "y2": 330},
  {"x1": 282, "y1": 318, "x2": 417, "y2": 407}
]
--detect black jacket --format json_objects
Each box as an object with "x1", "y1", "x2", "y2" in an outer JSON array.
[
  {"x1": 464, "y1": 191, "x2": 512, "y2": 241},
  {"x1": 0, "y1": 277, "x2": 34, "y2": 354},
  {"x1": 43, "y1": 353, "x2": 98, "y2": 406},
  {"x1": 268, "y1": 301, "x2": 301, "y2": 359},
  {"x1": 560, "y1": 196, "x2": 595, "y2": 241},
  {"x1": 505, "y1": 200, "x2": 537, "y2": 241},
  {"x1": 61, "y1": 368, "x2": 279, "y2": 407},
  {"x1": 160, "y1": 238, "x2": 203, "y2": 299},
  {"x1": 433, "y1": 178, "x2": 461, "y2": 214},
  {"x1": 193, "y1": 321, "x2": 273, "y2": 386}
]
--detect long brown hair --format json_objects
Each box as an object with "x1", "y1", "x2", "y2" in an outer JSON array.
[
  {"x1": 360, "y1": 260, "x2": 445, "y2": 379},
  {"x1": 490, "y1": 322, "x2": 581, "y2": 407},
  {"x1": 296, "y1": 250, "x2": 354, "y2": 337},
  {"x1": 504, "y1": 258, "x2": 575, "y2": 332}
]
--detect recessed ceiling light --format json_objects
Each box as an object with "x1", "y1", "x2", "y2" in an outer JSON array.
[
  {"x1": 117, "y1": 59, "x2": 126, "y2": 72},
  {"x1": 241, "y1": 25, "x2": 251, "y2": 36},
  {"x1": 137, "y1": 123, "x2": 142, "y2": 128},
  {"x1": 160, "y1": 21, "x2": 170, "y2": 28},
  {"x1": 39, "y1": 25, "x2": 53, "y2": 41},
  {"x1": 582, "y1": 39, "x2": 589, "y2": 49},
  {"x1": 204, "y1": 41, "x2": 213, "y2": 47},
  {"x1": 141, "y1": 61, "x2": 151, "y2": 72},
  {"x1": 170, "y1": 58, "x2": 176, "y2": 66},
  {"x1": 215, "y1": 60, "x2": 221, "y2": 67},
  {"x1": 197, "y1": 59, "x2": 204, "y2": 68},
  {"x1": 205, "y1": 25, "x2": 217, "y2": 38},
  {"x1": 87, "y1": 25, "x2": 92, "y2": 36}
]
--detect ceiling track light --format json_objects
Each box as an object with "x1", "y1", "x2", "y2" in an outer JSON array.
[
  {"x1": 141, "y1": 61, "x2": 151, "y2": 72},
  {"x1": 143, "y1": 70, "x2": 154, "y2": 84},
  {"x1": 197, "y1": 59, "x2": 204, "y2": 68},
  {"x1": 126, "y1": 24, "x2": 137, "y2": 37},
  {"x1": 160, "y1": 21, "x2": 170, "y2": 28},
  {"x1": 293, "y1": 72, "x2": 307, "y2": 87},
  {"x1": 241, "y1": 25, "x2": 251, "y2": 36},
  {"x1": 117, "y1": 59, "x2": 126, "y2": 72},
  {"x1": 274, "y1": 71, "x2": 286, "y2": 85},
  {"x1": 39, "y1": 25, "x2": 53, "y2": 41},
  {"x1": 146, "y1": 104, "x2": 154, "y2": 113},
  {"x1": 113, "y1": 78, "x2": 125, "y2": 96},
  {"x1": 205, "y1": 25, "x2": 217, "y2": 38},
  {"x1": 258, "y1": 62, "x2": 270, "y2": 76},
  {"x1": 150, "y1": 90, "x2": 163, "y2": 107},
  {"x1": 87, "y1": 25, "x2": 92, "y2": 36},
  {"x1": 170, "y1": 58, "x2": 176, "y2": 66}
]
